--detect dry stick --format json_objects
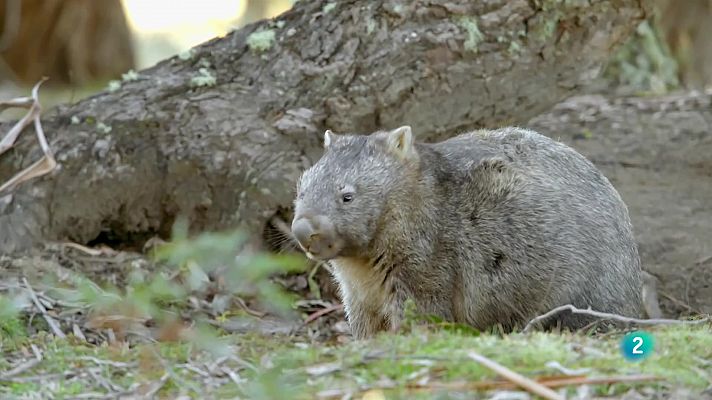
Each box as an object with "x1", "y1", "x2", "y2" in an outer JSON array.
[
  {"x1": 0, "y1": 96, "x2": 33, "y2": 111},
  {"x1": 0, "y1": 344, "x2": 42, "y2": 380},
  {"x1": 0, "y1": 95, "x2": 38, "y2": 155},
  {"x1": 304, "y1": 303, "x2": 344, "y2": 325},
  {"x1": 0, "y1": 79, "x2": 57, "y2": 193},
  {"x1": 399, "y1": 374, "x2": 661, "y2": 393},
  {"x1": 0, "y1": 358, "x2": 42, "y2": 380},
  {"x1": 23, "y1": 277, "x2": 66, "y2": 338},
  {"x1": 523, "y1": 304, "x2": 711, "y2": 333},
  {"x1": 466, "y1": 351, "x2": 565, "y2": 400},
  {"x1": 143, "y1": 373, "x2": 170, "y2": 398}
]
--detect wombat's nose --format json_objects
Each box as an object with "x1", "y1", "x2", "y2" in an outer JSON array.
[
  {"x1": 291, "y1": 215, "x2": 339, "y2": 259},
  {"x1": 291, "y1": 218, "x2": 315, "y2": 250}
]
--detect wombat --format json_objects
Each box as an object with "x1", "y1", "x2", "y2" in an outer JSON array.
[{"x1": 291, "y1": 126, "x2": 643, "y2": 339}]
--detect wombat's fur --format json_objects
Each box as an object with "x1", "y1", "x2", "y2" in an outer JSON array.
[{"x1": 291, "y1": 126, "x2": 643, "y2": 339}]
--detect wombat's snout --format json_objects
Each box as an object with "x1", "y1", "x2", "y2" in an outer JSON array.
[{"x1": 291, "y1": 214, "x2": 341, "y2": 260}]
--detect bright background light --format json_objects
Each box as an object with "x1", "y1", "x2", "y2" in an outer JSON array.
[{"x1": 120, "y1": 0, "x2": 291, "y2": 68}]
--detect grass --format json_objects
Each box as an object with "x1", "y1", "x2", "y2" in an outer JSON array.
[
  {"x1": 1, "y1": 228, "x2": 709, "y2": 398},
  {"x1": 1, "y1": 323, "x2": 710, "y2": 399}
]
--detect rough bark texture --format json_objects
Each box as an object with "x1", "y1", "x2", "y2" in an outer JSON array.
[
  {"x1": 0, "y1": 0, "x2": 648, "y2": 252},
  {"x1": 528, "y1": 91, "x2": 712, "y2": 316}
]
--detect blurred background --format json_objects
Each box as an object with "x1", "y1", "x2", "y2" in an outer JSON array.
[
  {"x1": 0, "y1": 0, "x2": 710, "y2": 103},
  {"x1": 0, "y1": 0, "x2": 292, "y2": 104}
]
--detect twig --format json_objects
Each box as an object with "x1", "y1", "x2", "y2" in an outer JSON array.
[
  {"x1": 234, "y1": 296, "x2": 266, "y2": 318},
  {"x1": 72, "y1": 324, "x2": 87, "y2": 341},
  {"x1": 0, "y1": 371, "x2": 75, "y2": 382},
  {"x1": 0, "y1": 358, "x2": 41, "y2": 379},
  {"x1": 67, "y1": 391, "x2": 128, "y2": 400},
  {"x1": 221, "y1": 366, "x2": 243, "y2": 386},
  {"x1": 228, "y1": 355, "x2": 257, "y2": 372},
  {"x1": 143, "y1": 373, "x2": 170, "y2": 398},
  {"x1": 466, "y1": 351, "x2": 565, "y2": 400},
  {"x1": 74, "y1": 356, "x2": 136, "y2": 368},
  {"x1": 523, "y1": 304, "x2": 711, "y2": 333},
  {"x1": 0, "y1": 78, "x2": 58, "y2": 194},
  {"x1": 304, "y1": 303, "x2": 344, "y2": 325},
  {"x1": 180, "y1": 363, "x2": 211, "y2": 377},
  {"x1": 30, "y1": 344, "x2": 42, "y2": 361},
  {"x1": 60, "y1": 242, "x2": 106, "y2": 256},
  {"x1": 23, "y1": 277, "x2": 66, "y2": 338},
  {"x1": 659, "y1": 290, "x2": 694, "y2": 312},
  {"x1": 292, "y1": 303, "x2": 344, "y2": 337},
  {"x1": 409, "y1": 374, "x2": 661, "y2": 392},
  {"x1": 87, "y1": 368, "x2": 122, "y2": 393}
]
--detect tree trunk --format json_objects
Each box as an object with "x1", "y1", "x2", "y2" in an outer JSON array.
[
  {"x1": 0, "y1": 0, "x2": 135, "y2": 85},
  {"x1": 0, "y1": 0, "x2": 648, "y2": 253},
  {"x1": 657, "y1": 0, "x2": 712, "y2": 89}
]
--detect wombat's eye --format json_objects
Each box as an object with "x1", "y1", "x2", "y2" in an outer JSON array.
[{"x1": 342, "y1": 193, "x2": 354, "y2": 203}]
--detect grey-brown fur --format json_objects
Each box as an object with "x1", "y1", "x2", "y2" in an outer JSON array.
[{"x1": 291, "y1": 126, "x2": 643, "y2": 339}]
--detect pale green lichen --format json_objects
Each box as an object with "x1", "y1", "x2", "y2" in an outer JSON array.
[
  {"x1": 322, "y1": 3, "x2": 336, "y2": 14},
  {"x1": 107, "y1": 80, "x2": 121, "y2": 92},
  {"x1": 460, "y1": 21, "x2": 484, "y2": 52},
  {"x1": 190, "y1": 68, "x2": 217, "y2": 87},
  {"x1": 178, "y1": 49, "x2": 194, "y2": 61},
  {"x1": 198, "y1": 58, "x2": 212, "y2": 68},
  {"x1": 96, "y1": 122, "x2": 112, "y2": 134},
  {"x1": 540, "y1": 17, "x2": 559, "y2": 40},
  {"x1": 458, "y1": 17, "x2": 484, "y2": 53},
  {"x1": 121, "y1": 69, "x2": 139, "y2": 82},
  {"x1": 275, "y1": 20, "x2": 285, "y2": 29},
  {"x1": 366, "y1": 18, "x2": 376, "y2": 35},
  {"x1": 246, "y1": 29, "x2": 276, "y2": 52},
  {"x1": 508, "y1": 40, "x2": 521, "y2": 54},
  {"x1": 70, "y1": 116, "x2": 80, "y2": 125}
]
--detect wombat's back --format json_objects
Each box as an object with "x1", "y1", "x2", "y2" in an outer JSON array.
[{"x1": 428, "y1": 127, "x2": 642, "y2": 330}]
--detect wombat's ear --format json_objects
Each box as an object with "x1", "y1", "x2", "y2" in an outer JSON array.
[
  {"x1": 385, "y1": 125, "x2": 416, "y2": 159},
  {"x1": 324, "y1": 129, "x2": 336, "y2": 148}
]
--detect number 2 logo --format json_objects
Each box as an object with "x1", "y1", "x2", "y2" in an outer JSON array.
[
  {"x1": 631, "y1": 336, "x2": 643, "y2": 354},
  {"x1": 621, "y1": 331, "x2": 654, "y2": 361}
]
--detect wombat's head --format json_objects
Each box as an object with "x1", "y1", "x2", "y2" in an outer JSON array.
[{"x1": 291, "y1": 126, "x2": 418, "y2": 261}]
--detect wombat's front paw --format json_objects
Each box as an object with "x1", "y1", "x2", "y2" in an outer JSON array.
[{"x1": 348, "y1": 310, "x2": 388, "y2": 339}]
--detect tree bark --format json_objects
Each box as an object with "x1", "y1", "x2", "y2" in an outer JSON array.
[{"x1": 0, "y1": 0, "x2": 648, "y2": 253}]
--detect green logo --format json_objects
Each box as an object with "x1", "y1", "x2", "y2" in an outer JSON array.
[{"x1": 620, "y1": 331, "x2": 655, "y2": 361}]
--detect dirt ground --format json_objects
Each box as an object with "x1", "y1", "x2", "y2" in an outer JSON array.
[{"x1": 529, "y1": 92, "x2": 712, "y2": 318}]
